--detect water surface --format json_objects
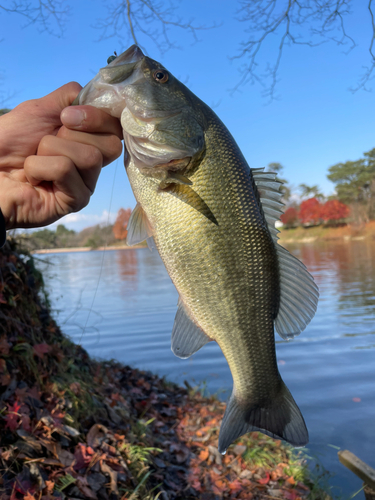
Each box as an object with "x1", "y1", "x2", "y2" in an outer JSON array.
[{"x1": 36, "y1": 241, "x2": 375, "y2": 497}]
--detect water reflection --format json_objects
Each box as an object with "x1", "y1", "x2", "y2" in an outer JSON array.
[
  {"x1": 116, "y1": 249, "x2": 138, "y2": 294},
  {"x1": 284, "y1": 241, "x2": 375, "y2": 342}
]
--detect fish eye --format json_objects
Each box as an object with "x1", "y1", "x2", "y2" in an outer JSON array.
[{"x1": 153, "y1": 70, "x2": 169, "y2": 83}]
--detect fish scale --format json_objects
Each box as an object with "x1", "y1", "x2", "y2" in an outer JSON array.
[{"x1": 74, "y1": 44, "x2": 318, "y2": 453}]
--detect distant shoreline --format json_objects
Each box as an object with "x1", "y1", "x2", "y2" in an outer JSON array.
[
  {"x1": 279, "y1": 221, "x2": 375, "y2": 244},
  {"x1": 32, "y1": 245, "x2": 145, "y2": 254}
]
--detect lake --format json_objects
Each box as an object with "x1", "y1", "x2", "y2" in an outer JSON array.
[{"x1": 35, "y1": 240, "x2": 375, "y2": 498}]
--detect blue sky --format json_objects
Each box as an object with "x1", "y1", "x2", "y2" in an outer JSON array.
[{"x1": 2, "y1": 1, "x2": 375, "y2": 231}]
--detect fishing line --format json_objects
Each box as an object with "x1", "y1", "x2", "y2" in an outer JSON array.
[{"x1": 78, "y1": 158, "x2": 119, "y2": 345}]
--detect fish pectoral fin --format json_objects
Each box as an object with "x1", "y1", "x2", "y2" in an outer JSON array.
[
  {"x1": 126, "y1": 203, "x2": 154, "y2": 246},
  {"x1": 159, "y1": 171, "x2": 193, "y2": 189},
  {"x1": 171, "y1": 299, "x2": 212, "y2": 359},
  {"x1": 163, "y1": 184, "x2": 218, "y2": 226},
  {"x1": 218, "y1": 382, "x2": 308, "y2": 455}
]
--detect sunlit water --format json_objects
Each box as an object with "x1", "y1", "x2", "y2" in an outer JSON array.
[{"x1": 36, "y1": 241, "x2": 375, "y2": 498}]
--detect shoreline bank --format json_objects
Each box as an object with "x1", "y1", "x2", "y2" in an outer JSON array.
[
  {"x1": 0, "y1": 239, "x2": 333, "y2": 499},
  {"x1": 32, "y1": 244, "x2": 145, "y2": 254},
  {"x1": 279, "y1": 221, "x2": 375, "y2": 244}
]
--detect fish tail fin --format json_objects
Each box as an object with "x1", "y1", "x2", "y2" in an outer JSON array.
[{"x1": 218, "y1": 381, "x2": 308, "y2": 454}]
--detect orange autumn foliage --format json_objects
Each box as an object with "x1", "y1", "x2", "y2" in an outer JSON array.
[
  {"x1": 113, "y1": 208, "x2": 132, "y2": 240},
  {"x1": 319, "y1": 199, "x2": 350, "y2": 221}
]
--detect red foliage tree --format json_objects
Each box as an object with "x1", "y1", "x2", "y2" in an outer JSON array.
[
  {"x1": 298, "y1": 197, "x2": 321, "y2": 224},
  {"x1": 280, "y1": 207, "x2": 298, "y2": 227},
  {"x1": 320, "y1": 200, "x2": 350, "y2": 222},
  {"x1": 113, "y1": 208, "x2": 132, "y2": 240}
]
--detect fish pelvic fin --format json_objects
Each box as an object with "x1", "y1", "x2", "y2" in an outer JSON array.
[
  {"x1": 218, "y1": 381, "x2": 308, "y2": 454},
  {"x1": 126, "y1": 203, "x2": 154, "y2": 246},
  {"x1": 171, "y1": 298, "x2": 212, "y2": 358}
]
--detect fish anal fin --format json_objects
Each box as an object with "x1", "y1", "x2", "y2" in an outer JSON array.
[
  {"x1": 251, "y1": 167, "x2": 319, "y2": 339},
  {"x1": 126, "y1": 203, "x2": 154, "y2": 246},
  {"x1": 171, "y1": 298, "x2": 212, "y2": 359},
  {"x1": 218, "y1": 381, "x2": 308, "y2": 454}
]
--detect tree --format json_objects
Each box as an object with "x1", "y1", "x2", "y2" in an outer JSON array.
[
  {"x1": 299, "y1": 184, "x2": 324, "y2": 200},
  {"x1": 280, "y1": 206, "x2": 298, "y2": 228},
  {"x1": 320, "y1": 200, "x2": 350, "y2": 223},
  {"x1": 113, "y1": 208, "x2": 132, "y2": 240},
  {"x1": 0, "y1": 1, "x2": 69, "y2": 37},
  {"x1": 4, "y1": 1, "x2": 375, "y2": 98},
  {"x1": 327, "y1": 148, "x2": 375, "y2": 223},
  {"x1": 95, "y1": 1, "x2": 375, "y2": 97},
  {"x1": 299, "y1": 197, "x2": 321, "y2": 225}
]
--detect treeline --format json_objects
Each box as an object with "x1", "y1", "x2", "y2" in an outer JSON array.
[
  {"x1": 18, "y1": 223, "x2": 118, "y2": 251},
  {"x1": 270, "y1": 148, "x2": 375, "y2": 228}
]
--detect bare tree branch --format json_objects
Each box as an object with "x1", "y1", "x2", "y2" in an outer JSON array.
[
  {"x1": 0, "y1": 0, "x2": 70, "y2": 37},
  {"x1": 94, "y1": 0, "x2": 218, "y2": 55},
  {"x1": 231, "y1": 0, "x2": 360, "y2": 99},
  {"x1": 350, "y1": 0, "x2": 375, "y2": 92}
]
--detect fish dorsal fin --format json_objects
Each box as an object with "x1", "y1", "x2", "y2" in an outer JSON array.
[
  {"x1": 252, "y1": 168, "x2": 319, "y2": 340},
  {"x1": 171, "y1": 298, "x2": 212, "y2": 359},
  {"x1": 126, "y1": 203, "x2": 154, "y2": 246}
]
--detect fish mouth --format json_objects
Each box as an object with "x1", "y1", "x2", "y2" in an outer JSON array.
[
  {"x1": 74, "y1": 45, "x2": 146, "y2": 117},
  {"x1": 75, "y1": 45, "x2": 177, "y2": 121},
  {"x1": 108, "y1": 45, "x2": 144, "y2": 66}
]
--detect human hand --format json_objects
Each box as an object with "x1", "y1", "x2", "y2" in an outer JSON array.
[{"x1": 0, "y1": 82, "x2": 123, "y2": 230}]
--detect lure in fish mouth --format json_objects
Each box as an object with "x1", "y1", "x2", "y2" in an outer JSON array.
[{"x1": 74, "y1": 46, "x2": 319, "y2": 454}]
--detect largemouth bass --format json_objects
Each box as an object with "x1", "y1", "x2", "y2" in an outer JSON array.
[{"x1": 74, "y1": 45, "x2": 319, "y2": 453}]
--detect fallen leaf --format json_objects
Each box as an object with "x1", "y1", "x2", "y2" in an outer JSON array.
[
  {"x1": 44, "y1": 480, "x2": 55, "y2": 494},
  {"x1": 33, "y1": 343, "x2": 52, "y2": 359},
  {"x1": 5, "y1": 400, "x2": 21, "y2": 431},
  {"x1": 76, "y1": 476, "x2": 98, "y2": 499},
  {"x1": 101, "y1": 462, "x2": 118, "y2": 495},
  {"x1": 23, "y1": 493, "x2": 36, "y2": 500},
  {"x1": 228, "y1": 479, "x2": 243, "y2": 494},
  {"x1": 257, "y1": 472, "x2": 270, "y2": 485},
  {"x1": 199, "y1": 449, "x2": 209, "y2": 461},
  {"x1": 87, "y1": 423, "x2": 108, "y2": 449},
  {"x1": 74, "y1": 443, "x2": 94, "y2": 470}
]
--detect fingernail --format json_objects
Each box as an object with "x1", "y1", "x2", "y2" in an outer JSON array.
[{"x1": 61, "y1": 108, "x2": 85, "y2": 127}]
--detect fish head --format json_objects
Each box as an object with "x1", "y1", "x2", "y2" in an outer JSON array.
[{"x1": 75, "y1": 45, "x2": 206, "y2": 173}]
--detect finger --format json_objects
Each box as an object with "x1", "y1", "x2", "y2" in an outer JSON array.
[
  {"x1": 37, "y1": 135, "x2": 103, "y2": 193},
  {"x1": 24, "y1": 155, "x2": 92, "y2": 214},
  {"x1": 56, "y1": 127, "x2": 123, "y2": 167},
  {"x1": 60, "y1": 105, "x2": 123, "y2": 139},
  {"x1": 43, "y1": 82, "x2": 83, "y2": 111}
]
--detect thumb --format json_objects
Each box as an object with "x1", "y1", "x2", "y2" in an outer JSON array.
[{"x1": 41, "y1": 82, "x2": 83, "y2": 112}]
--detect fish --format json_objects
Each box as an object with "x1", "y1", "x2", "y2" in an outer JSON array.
[{"x1": 74, "y1": 45, "x2": 319, "y2": 453}]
